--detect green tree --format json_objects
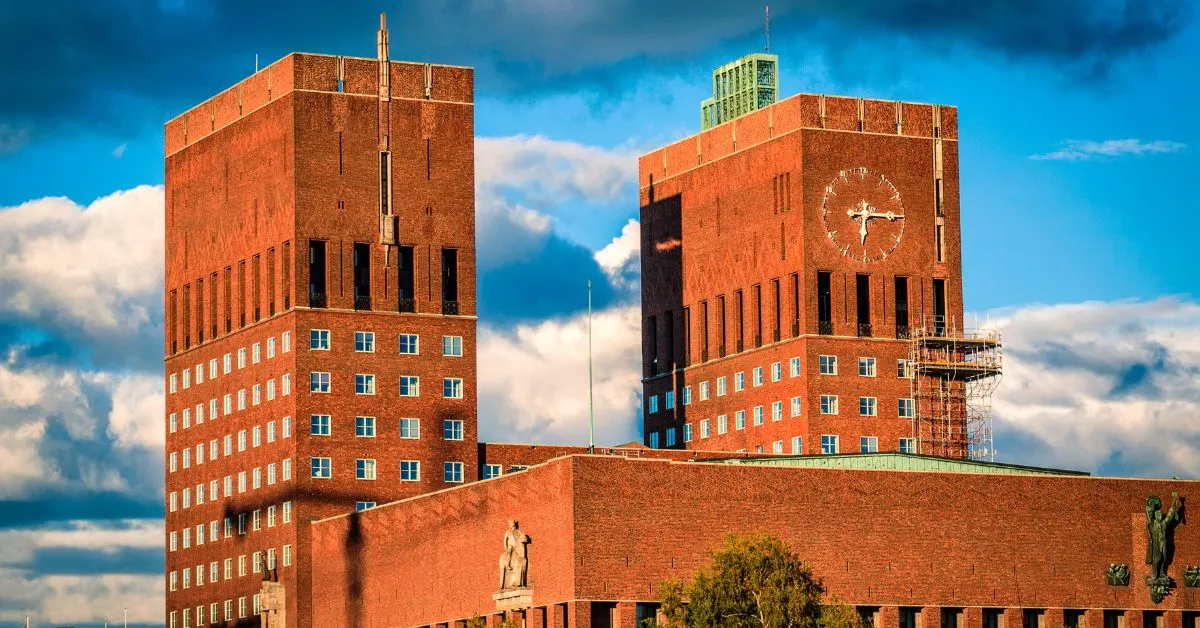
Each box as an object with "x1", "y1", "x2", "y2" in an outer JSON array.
[{"x1": 654, "y1": 533, "x2": 864, "y2": 628}]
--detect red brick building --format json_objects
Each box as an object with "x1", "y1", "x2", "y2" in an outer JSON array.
[
  {"x1": 639, "y1": 89, "x2": 998, "y2": 460},
  {"x1": 162, "y1": 18, "x2": 478, "y2": 627}
]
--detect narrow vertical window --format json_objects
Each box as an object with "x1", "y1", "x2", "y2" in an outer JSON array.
[
  {"x1": 735, "y1": 290, "x2": 744, "y2": 352},
  {"x1": 238, "y1": 260, "x2": 246, "y2": 327},
  {"x1": 379, "y1": 152, "x2": 391, "y2": 216},
  {"x1": 817, "y1": 271, "x2": 832, "y2": 335},
  {"x1": 932, "y1": 278, "x2": 947, "y2": 336},
  {"x1": 169, "y1": 290, "x2": 178, "y2": 354},
  {"x1": 196, "y1": 278, "x2": 205, "y2": 343},
  {"x1": 441, "y1": 248, "x2": 458, "y2": 314},
  {"x1": 752, "y1": 284, "x2": 762, "y2": 347},
  {"x1": 223, "y1": 267, "x2": 232, "y2": 332},
  {"x1": 267, "y1": 248, "x2": 276, "y2": 316},
  {"x1": 663, "y1": 310, "x2": 674, "y2": 368},
  {"x1": 281, "y1": 242, "x2": 291, "y2": 310},
  {"x1": 790, "y1": 273, "x2": 800, "y2": 337},
  {"x1": 397, "y1": 246, "x2": 415, "y2": 312},
  {"x1": 717, "y1": 295, "x2": 726, "y2": 357},
  {"x1": 426, "y1": 139, "x2": 431, "y2": 180},
  {"x1": 647, "y1": 315, "x2": 658, "y2": 376},
  {"x1": 682, "y1": 306, "x2": 691, "y2": 367},
  {"x1": 209, "y1": 272, "x2": 217, "y2": 339},
  {"x1": 772, "y1": 278, "x2": 781, "y2": 342},
  {"x1": 353, "y1": 243, "x2": 371, "y2": 311},
  {"x1": 252, "y1": 254, "x2": 261, "y2": 322},
  {"x1": 308, "y1": 241, "x2": 327, "y2": 309},
  {"x1": 894, "y1": 277, "x2": 910, "y2": 339},
  {"x1": 700, "y1": 300, "x2": 709, "y2": 362},
  {"x1": 182, "y1": 284, "x2": 191, "y2": 349},
  {"x1": 936, "y1": 224, "x2": 946, "y2": 263},
  {"x1": 338, "y1": 132, "x2": 343, "y2": 176},
  {"x1": 856, "y1": 274, "x2": 871, "y2": 337}
]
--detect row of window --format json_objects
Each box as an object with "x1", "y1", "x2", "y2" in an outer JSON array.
[
  {"x1": 169, "y1": 380, "x2": 291, "y2": 435},
  {"x1": 309, "y1": 415, "x2": 464, "y2": 440},
  {"x1": 308, "y1": 372, "x2": 465, "y2": 399},
  {"x1": 169, "y1": 502, "x2": 292, "y2": 553},
  {"x1": 309, "y1": 458, "x2": 465, "y2": 483},
  {"x1": 309, "y1": 329, "x2": 464, "y2": 357},
  {"x1": 169, "y1": 332, "x2": 292, "y2": 394},
  {"x1": 648, "y1": 429, "x2": 918, "y2": 455},
  {"x1": 168, "y1": 556, "x2": 287, "y2": 627},
  {"x1": 169, "y1": 461, "x2": 293, "y2": 513},
  {"x1": 169, "y1": 417, "x2": 292, "y2": 473},
  {"x1": 646, "y1": 356, "x2": 915, "y2": 414}
]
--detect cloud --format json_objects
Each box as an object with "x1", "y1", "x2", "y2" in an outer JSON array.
[
  {"x1": 594, "y1": 219, "x2": 641, "y2": 294},
  {"x1": 476, "y1": 135, "x2": 639, "y2": 205},
  {"x1": 986, "y1": 297, "x2": 1200, "y2": 478},
  {"x1": 1030, "y1": 139, "x2": 1187, "y2": 161},
  {"x1": 0, "y1": 185, "x2": 164, "y2": 371},
  {"x1": 0, "y1": 0, "x2": 1188, "y2": 148},
  {"x1": 112, "y1": 142, "x2": 128, "y2": 159},
  {"x1": 477, "y1": 305, "x2": 643, "y2": 447}
]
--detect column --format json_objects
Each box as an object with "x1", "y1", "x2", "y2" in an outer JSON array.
[
  {"x1": 1046, "y1": 609, "x2": 1065, "y2": 628},
  {"x1": 882, "y1": 606, "x2": 901, "y2": 628},
  {"x1": 528, "y1": 606, "x2": 547, "y2": 628},
  {"x1": 1003, "y1": 607, "x2": 1023, "y2": 628},
  {"x1": 965, "y1": 607, "x2": 983, "y2": 628},
  {"x1": 1083, "y1": 610, "x2": 1105, "y2": 628},
  {"x1": 1164, "y1": 611, "x2": 1183, "y2": 628},
  {"x1": 551, "y1": 603, "x2": 567, "y2": 628},
  {"x1": 569, "y1": 601, "x2": 591, "y2": 628},
  {"x1": 1127, "y1": 610, "x2": 1145, "y2": 628},
  {"x1": 922, "y1": 606, "x2": 940, "y2": 628},
  {"x1": 615, "y1": 602, "x2": 639, "y2": 628}
]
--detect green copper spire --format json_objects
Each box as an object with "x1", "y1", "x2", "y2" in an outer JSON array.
[{"x1": 700, "y1": 52, "x2": 778, "y2": 130}]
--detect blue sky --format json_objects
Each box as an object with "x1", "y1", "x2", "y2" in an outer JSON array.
[{"x1": 0, "y1": 1, "x2": 1198, "y2": 625}]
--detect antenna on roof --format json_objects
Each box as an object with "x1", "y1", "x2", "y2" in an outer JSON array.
[
  {"x1": 255, "y1": 53, "x2": 259, "y2": 73},
  {"x1": 764, "y1": 5, "x2": 771, "y2": 53},
  {"x1": 377, "y1": 12, "x2": 390, "y2": 62}
]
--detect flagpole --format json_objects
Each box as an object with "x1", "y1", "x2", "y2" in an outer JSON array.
[{"x1": 587, "y1": 280, "x2": 595, "y2": 454}]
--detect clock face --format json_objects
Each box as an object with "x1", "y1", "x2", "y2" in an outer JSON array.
[{"x1": 821, "y1": 167, "x2": 906, "y2": 262}]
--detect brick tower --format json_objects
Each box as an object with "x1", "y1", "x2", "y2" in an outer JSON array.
[
  {"x1": 162, "y1": 16, "x2": 476, "y2": 627},
  {"x1": 639, "y1": 66, "x2": 997, "y2": 460}
]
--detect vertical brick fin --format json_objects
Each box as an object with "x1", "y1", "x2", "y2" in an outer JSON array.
[
  {"x1": 421, "y1": 101, "x2": 435, "y2": 140},
  {"x1": 424, "y1": 64, "x2": 432, "y2": 99},
  {"x1": 896, "y1": 102, "x2": 904, "y2": 135},
  {"x1": 696, "y1": 135, "x2": 702, "y2": 165}
]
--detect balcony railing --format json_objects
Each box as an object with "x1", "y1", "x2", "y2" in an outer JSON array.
[
  {"x1": 354, "y1": 295, "x2": 372, "y2": 311},
  {"x1": 818, "y1": 320, "x2": 833, "y2": 336},
  {"x1": 442, "y1": 300, "x2": 460, "y2": 315},
  {"x1": 398, "y1": 297, "x2": 416, "y2": 313},
  {"x1": 310, "y1": 293, "x2": 327, "y2": 309},
  {"x1": 895, "y1": 325, "x2": 911, "y2": 340},
  {"x1": 857, "y1": 323, "x2": 873, "y2": 338}
]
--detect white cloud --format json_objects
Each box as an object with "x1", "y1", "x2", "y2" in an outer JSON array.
[
  {"x1": 986, "y1": 297, "x2": 1200, "y2": 478},
  {"x1": 594, "y1": 218, "x2": 641, "y2": 292},
  {"x1": 0, "y1": 573, "x2": 164, "y2": 626},
  {"x1": 477, "y1": 304, "x2": 643, "y2": 446},
  {"x1": 0, "y1": 185, "x2": 163, "y2": 344},
  {"x1": 476, "y1": 134, "x2": 639, "y2": 204},
  {"x1": 1030, "y1": 139, "x2": 1186, "y2": 161}
]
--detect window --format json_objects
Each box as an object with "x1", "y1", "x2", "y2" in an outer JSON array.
[
  {"x1": 223, "y1": 476, "x2": 231, "y2": 497},
  {"x1": 791, "y1": 436, "x2": 803, "y2": 454},
  {"x1": 443, "y1": 377, "x2": 464, "y2": 399},
  {"x1": 239, "y1": 597, "x2": 247, "y2": 619},
  {"x1": 716, "y1": 376, "x2": 727, "y2": 397},
  {"x1": 354, "y1": 331, "x2": 375, "y2": 353},
  {"x1": 237, "y1": 389, "x2": 246, "y2": 410},
  {"x1": 310, "y1": 414, "x2": 331, "y2": 436},
  {"x1": 356, "y1": 459, "x2": 377, "y2": 480},
  {"x1": 821, "y1": 435, "x2": 839, "y2": 454},
  {"x1": 222, "y1": 435, "x2": 232, "y2": 456},
  {"x1": 859, "y1": 396, "x2": 878, "y2": 417},
  {"x1": 791, "y1": 396, "x2": 802, "y2": 417},
  {"x1": 223, "y1": 393, "x2": 232, "y2": 415},
  {"x1": 682, "y1": 386, "x2": 692, "y2": 405},
  {"x1": 283, "y1": 501, "x2": 293, "y2": 523},
  {"x1": 170, "y1": 571, "x2": 178, "y2": 591},
  {"x1": 443, "y1": 419, "x2": 464, "y2": 441},
  {"x1": 267, "y1": 337, "x2": 276, "y2": 359},
  {"x1": 790, "y1": 356, "x2": 801, "y2": 377},
  {"x1": 311, "y1": 457, "x2": 332, "y2": 479},
  {"x1": 899, "y1": 398, "x2": 915, "y2": 418},
  {"x1": 647, "y1": 394, "x2": 658, "y2": 415},
  {"x1": 443, "y1": 461, "x2": 464, "y2": 483},
  {"x1": 734, "y1": 372, "x2": 745, "y2": 391},
  {"x1": 400, "y1": 375, "x2": 420, "y2": 397},
  {"x1": 310, "y1": 329, "x2": 330, "y2": 350},
  {"x1": 773, "y1": 440, "x2": 784, "y2": 454},
  {"x1": 266, "y1": 421, "x2": 275, "y2": 443},
  {"x1": 170, "y1": 452, "x2": 178, "y2": 472},
  {"x1": 700, "y1": 419, "x2": 710, "y2": 438},
  {"x1": 183, "y1": 449, "x2": 191, "y2": 469},
  {"x1": 283, "y1": 544, "x2": 292, "y2": 567},
  {"x1": 483, "y1": 463, "x2": 503, "y2": 479},
  {"x1": 665, "y1": 427, "x2": 677, "y2": 447},
  {"x1": 253, "y1": 551, "x2": 262, "y2": 574},
  {"x1": 182, "y1": 368, "x2": 190, "y2": 389},
  {"x1": 183, "y1": 408, "x2": 191, "y2": 429},
  {"x1": 237, "y1": 472, "x2": 246, "y2": 493},
  {"x1": 195, "y1": 363, "x2": 204, "y2": 385},
  {"x1": 399, "y1": 333, "x2": 419, "y2": 355},
  {"x1": 356, "y1": 501, "x2": 376, "y2": 512},
  {"x1": 860, "y1": 436, "x2": 879, "y2": 452},
  {"x1": 282, "y1": 331, "x2": 291, "y2": 353},
  {"x1": 252, "y1": 426, "x2": 261, "y2": 447},
  {"x1": 170, "y1": 531, "x2": 178, "y2": 551},
  {"x1": 771, "y1": 401, "x2": 783, "y2": 421},
  {"x1": 683, "y1": 423, "x2": 693, "y2": 442},
  {"x1": 648, "y1": 432, "x2": 659, "y2": 449},
  {"x1": 183, "y1": 528, "x2": 191, "y2": 548},
  {"x1": 753, "y1": 367, "x2": 764, "y2": 387},
  {"x1": 897, "y1": 359, "x2": 914, "y2": 379},
  {"x1": 355, "y1": 374, "x2": 376, "y2": 395},
  {"x1": 252, "y1": 467, "x2": 262, "y2": 488},
  {"x1": 735, "y1": 410, "x2": 746, "y2": 430},
  {"x1": 237, "y1": 348, "x2": 246, "y2": 369},
  {"x1": 400, "y1": 460, "x2": 421, "y2": 481},
  {"x1": 771, "y1": 362, "x2": 782, "y2": 382},
  {"x1": 252, "y1": 342, "x2": 261, "y2": 364},
  {"x1": 282, "y1": 373, "x2": 291, "y2": 395},
  {"x1": 252, "y1": 510, "x2": 261, "y2": 531},
  {"x1": 400, "y1": 418, "x2": 420, "y2": 439},
  {"x1": 820, "y1": 395, "x2": 839, "y2": 415},
  {"x1": 238, "y1": 554, "x2": 247, "y2": 575},
  {"x1": 283, "y1": 458, "x2": 292, "y2": 481},
  {"x1": 310, "y1": 372, "x2": 331, "y2": 393},
  {"x1": 169, "y1": 413, "x2": 177, "y2": 433},
  {"x1": 717, "y1": 414, "x2": 728, "y2": 434},
  {"x1": 443, "y1": 335, "x2": 463, "y2": 357},
  {"x1": 819, "y1": 355, "x2": 837, "y2": 375},
  {"x1": 210, "y1": 398, "x2": 219, "y2": 419},
  {"x1": 699, "y1": 381, "x2": 709, "y2": 401},
  {"x1": 268, "y1": 463, "x2": 276, "y2": 485},
  {"x1": 665, "y1": 390, "x2": 675, "y2": 410},
  {"x1": 900, "y1": 438, "x2": 917, "y2": 454},
  {"x1": 349, "y1": 416, "x2": 375, "y2": 438},
  {"x1": 223, "y1": 353, "x2": 232, "y2": 374},
  {"x1": 169, "y1": 373, "x2": 177, "y2": 394},
  {"x1": 858, "y1": 357, "x2": 877, "y2": 377},
  {"x1": 753, "y1": 405, "x2": 764, "y2": 426},
  {"x1": 237, "y1": 430, "x2": 247, "y2": 451}
]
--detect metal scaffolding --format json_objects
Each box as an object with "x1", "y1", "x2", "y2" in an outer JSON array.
[{"x1": 909, "y1": 316, "x2": 1003, "y2": 461}]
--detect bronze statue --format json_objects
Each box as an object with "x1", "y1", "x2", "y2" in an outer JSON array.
[
  {"x1": 498, "y1": 520, "x2": 531, "y2": 590},
  {"x1": 1145, "y1": 492, "x2": 1183, "y2": 603}
]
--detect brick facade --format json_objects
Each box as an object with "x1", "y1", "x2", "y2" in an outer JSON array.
[
  {"x1": 640, "y1": 93, "x2": 964, "y2": 459},
  {"x1": 310, "y1": 455, "x2": 1200, "y2": 628},
  {"x1": 163, "y1": 50, "x2": 477, "y2": 628}
]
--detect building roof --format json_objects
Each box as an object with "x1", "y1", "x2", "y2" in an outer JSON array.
[{"x1": 710, "y1": 452, "x2": 1089, "y2": 476}]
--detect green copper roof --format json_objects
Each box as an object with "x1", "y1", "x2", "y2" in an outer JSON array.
[
  {"x1": 713, "y1": 453, "x2": 1088, "y2": 476},
  {"x1": 701, "y1": 52, "x2": 778, "y2": 130}
]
